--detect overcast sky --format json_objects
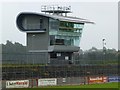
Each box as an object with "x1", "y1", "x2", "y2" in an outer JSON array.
[{"x1": 1, "y1": 1, "x2": 118, "y2": 50}]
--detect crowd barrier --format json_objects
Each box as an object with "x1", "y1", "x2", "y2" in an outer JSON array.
[{"x1": 2, "y1": 76, "x2": 119, "y2": 89}]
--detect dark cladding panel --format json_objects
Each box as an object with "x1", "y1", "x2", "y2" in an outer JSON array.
[
  {"x1": 26, "y1": 13, "x2": 49, "y2": 51},
  {"x1": 27, "y1": 33, "x2": 49, "y2": 51},
  {"x1": 16, "y1": 13, "x2": 47, "y2": 32},
  {"x1": 48, "y1": 45, "x2": 80, "y2": 52},
  {"x1": 22, "y1": 15, "x2": 41, "y2": 30}
]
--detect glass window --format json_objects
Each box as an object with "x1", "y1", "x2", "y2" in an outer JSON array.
[
  {"x1": 60, "y1": 21, "x2": 74, "y2": 28},
  {"x1": 74, "y1": 23, "x2": 84, "y2": 29},
  {"x1": 54, "y1": 35, "x2": 80, "y2": 46},
  {"x1": 50, "y1": 35, "x2": 55, "y2": 45},
  {"x1": 57, "y1": 53, "x2": 61, "y2": 56},
  {"x1": 55, "y1": 39, "x2": 64, "y2": 45},
  {"x1": 25, "y1": 17, "x2": 43, "y2": 30},
  {"x1": 50, "y1": 35, "x2": 81, "y2": 46},
  {"x1": 65, "y1": 56, "x2": 69, "y2": 60},
  {"x1": 50, "y1": 52, "x2": 57, "y2": 58},
  {"x1": 59, "y1": 21, "x2": 84, "y2": 31},
  {"x1": 39, "y1": 18, "x2": 43, "y2": 28},
  {"x1": 49, "y1": 20, "x2": 84, "y2": 47},
  {"x1": 74, "y1": 37, "x2": 80, "y2": 46},
  {"x1": 49, "y1": 18, "x2": 59, "y2": 31}
]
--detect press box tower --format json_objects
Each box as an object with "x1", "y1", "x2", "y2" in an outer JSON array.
[{"x1": 16, "y1": 5, "x2": 94, "y2": 65}]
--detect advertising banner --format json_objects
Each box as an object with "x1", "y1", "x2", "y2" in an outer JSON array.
[
  {"x1": 6, "y1": 80, "x2": 29, "y2": 88},
  {"x1": 108, "y1": 76, "x2": 120, "y2": 82},
  {"x1": 89, "y1": 76, "x2": 107, "y2": 84},
  {"x1": 38, "y1": 78, "x2": 57, "y2": 86}
]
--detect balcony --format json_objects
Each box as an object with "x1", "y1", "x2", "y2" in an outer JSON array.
[
  {"x1": 49, "y1": 31, "x2": 81, "y2": 36},
  {"x1": 48, "y1": 45, "x2": 80, "y2": 52}
]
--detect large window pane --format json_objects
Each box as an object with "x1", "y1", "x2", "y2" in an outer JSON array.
[
  {"x1": 49, "y1": 18, "x2": 59, "y2": 31},
  {"x1": 59, "y1": 21, "x2": 84, "y2": 32},
  {"x1": 55, "y1": 36, "x2": 80, "y2": 46},
  {"x1": 49, "y1": 20, "x2": 84, "y2": 46},
  {"x1": 74, "y1": 23, "x2": 84, "y2": 29},
  {"x1": 50, "y1": 35, "x2": 81, "y2": 46}
]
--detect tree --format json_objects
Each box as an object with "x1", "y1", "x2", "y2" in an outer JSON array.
[{"x1": 2, "y1": 40, "x2": 27, "y2": 64}]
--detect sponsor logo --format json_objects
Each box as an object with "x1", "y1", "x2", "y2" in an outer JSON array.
[
  {"x1": 89, "y1": 77, "x2": 107, "y2": 84},
  {"x1": 6, "y1": 80, "x2": 29, "y2": 88},
  {"x1": 109, "y1": 76, "x2": 120, "y2": 82},
  {"x1": 90, "y1": 77, "x2": 103, "y2": 81},
  {"x1": 38, "y1": 78, "x2": 57, "y2": 86}
]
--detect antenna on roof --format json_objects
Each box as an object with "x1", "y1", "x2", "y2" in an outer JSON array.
[{"x1": 41, "y1": 5, "x2": 72, "y2": 16}]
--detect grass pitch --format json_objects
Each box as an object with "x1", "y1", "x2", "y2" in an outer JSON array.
[
  {"x1": 40, "y1": 82, "x2": 119, "y2": 88},
  {"x1": 7, "y1": 82, "x2": 119, "y2": 90}
]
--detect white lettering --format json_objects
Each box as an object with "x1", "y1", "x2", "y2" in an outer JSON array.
[{"x1": 90, "y1": 77, "x2": 103, "y2": 81}]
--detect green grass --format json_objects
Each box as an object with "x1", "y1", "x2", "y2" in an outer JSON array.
[
  {"x1": 7, "y1": 82, "x2": 119, "y2": 90},
  {"x1": 40, "y1": 82, "x2": 119, "y2": 88}
]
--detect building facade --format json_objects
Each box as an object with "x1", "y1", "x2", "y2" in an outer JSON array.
[{"x1": 16, "y1": 5, "x2": 94, "y2": 65}]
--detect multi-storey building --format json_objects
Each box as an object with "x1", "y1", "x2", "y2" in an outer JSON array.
[{"x1": 16, "y1": 5, "x2": 94, "y2": 65}]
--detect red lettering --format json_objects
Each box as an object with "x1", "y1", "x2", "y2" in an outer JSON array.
[
  {"x1": 16, "y1": 81, "x2": 27, "y2": 85},
  {"x1": 24, "y1": 82, "x2": 27, "y2": 85},
  {"x1": 16, "y1": 82, "x2": 19, "y2": 84}
]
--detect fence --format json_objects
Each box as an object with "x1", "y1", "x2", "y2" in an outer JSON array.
[
  {"x1": 2, "y1": 76, "x2": 120, "y2": 89},
  {"x1": 2, "y1": 65, "x2": 118, "y2": 80},
  {"x1": 1, "y1": 53, "x2": 119, "y2": 89}
]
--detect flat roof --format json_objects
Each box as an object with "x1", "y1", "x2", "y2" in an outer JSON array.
[{"x1": 17, "y1": 12, "x2": 94, "y2": 24}]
